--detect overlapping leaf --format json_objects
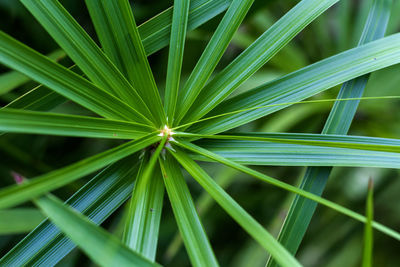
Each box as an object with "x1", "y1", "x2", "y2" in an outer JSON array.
[
  {"x1": 169, "y1": 147, "x2": 302, "y2": 267},
  {"x1": 176, "y1": 0, "x2": 254, "y2": 123},
  {"x1": 0, "y1": 31, "x2": 150, "y2": 124},
  {"x1": 122, "y1": 138, "x2": 167, "y2": 260},
  {"x1": 160, "y1": 154, "x2": 219, "y2": 267},
  {"x1": 21, "y1": 0, "x2": 156, "y2": 123},
  {"x1": 0, "y1": 157, "x2": 138, "y2": 266},
  {"x1": 0, "y1": 134, "x2": 159, "y2": 209},
  {"x1": 267, "y1": 1, "x2": 393, "y2": 265},
  {"x1": 34, "y1": 194, "x2": 159, "y2": 267},
  {"x1": 181, "y1": 0, "x2": 339, "y2": 123},
  {"x1": 85, "y1": 0, "x2": 166, "y2": 126},
  {"x1": 191, "y1": 33, "x2": 400, "y2": 134}
]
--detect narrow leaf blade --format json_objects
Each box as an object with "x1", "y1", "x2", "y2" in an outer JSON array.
[
  {"x1": 159, "y1": 153, "x2": 219, "y2": 267},
  {"x1": 169, "y1": 147, "x2": 301, "y2": 267},
  {"x1": 122, "y1": 137, "x2": 168, "y2": 260},
  {"x1": 181, "y1": 0, "x2": 339, "y2": 123},
  {"x1": 4, "y1": 0, "x2": 231, "y2": 115},
  {"x1": 0, "y1": 31, "x2": 151, "y2": 124},
  {"x1": 0, "y1": 134, "x2": 160, "y2": 209},
  {"x1": 173, "y1": 140, "x2": 400, "y2": 241},
  {"x1": 33, "y1": 194, "x2": 159, "y2": 267},
  {"x1": 176, "y1": 0, "x2": 254, "y2": 123},
  {"x1": 268, "y1": 2, "x2": 392, "y2": 265},
  {"x1": 0, "y1": 157, "x2": 139, "y2": 266},
  {"x1": 0, "y1": 49, "x2": 65, "y2": 95},
  {"x1": 0, "y1": 108, "x2": 154, "y2": 139},
  {"x1": 191, "y1": 33, "x2": 400, "y2": 134},
  {"x1": 164, "y1": 0, "x2": 190, "y2": 122},
  {"x1": 190, "y1": 138, "x2": 400, "y2": 168},
  {"x1": 21, "y1": 0, "x2": 155, "y2": 122},
  {"x1": 92, "y1": 0, "x2": 166, "y2": 126},
  {"x1": 140, "y1": 0, "x2": 232, "y2": 55}
]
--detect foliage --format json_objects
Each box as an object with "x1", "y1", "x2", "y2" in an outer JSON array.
[{"x1": 0, "y1": 0, "x2": 399, "y2": 266}]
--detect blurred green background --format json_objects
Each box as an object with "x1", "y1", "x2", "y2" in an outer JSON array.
[{"x1": 0, "y1": 0, "x2": 400, "y2": 266}]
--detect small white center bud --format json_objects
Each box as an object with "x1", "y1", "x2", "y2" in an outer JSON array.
[{"x1": 158, "y1": 125, "x2": 175, "y2": 138}]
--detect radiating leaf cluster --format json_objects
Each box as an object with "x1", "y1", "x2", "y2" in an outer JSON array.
[{"x1": 0, "y1": 0, "x2": 399, "y2": 266}]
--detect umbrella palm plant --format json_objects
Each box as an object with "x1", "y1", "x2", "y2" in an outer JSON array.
[{"x1": 0, "y1": 0, "x2": 399, "y2": 266}]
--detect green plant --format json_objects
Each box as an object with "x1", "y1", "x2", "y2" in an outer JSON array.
[{"x1": 0, "y1": 0, "x2": 399, "y2": 266}]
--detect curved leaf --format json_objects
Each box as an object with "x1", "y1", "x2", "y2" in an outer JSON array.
[{"x1": 178, "y1": 132, "x2": 400, "y2": 153}]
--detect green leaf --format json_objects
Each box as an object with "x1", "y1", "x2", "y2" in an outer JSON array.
[
  {"x1": 33, "y1": 194, "x2": 160, "y2": 267},
  {"x1": 176, "y1": 0, "x2": 254, "y2": 123},
  {"x1": 0, "y1": 156, "x2": 139, "y2": 266},
  {"x1": 0, "y1": 31, "x2": 152, "y2": 124},
  {"x1": 362, "y1": 178, "x2": 374, "y2": 267},
  {"x1": 0, "y1": 208, "x2": 45, "y2": 234},
  {"x1": 323, "y1": 0, "x2": 392, "y2": 135},
  {"x1": 0, "y1": 49, "x2": 65, "y2": 95},
  {"x1": 180, "y1": 0, "x2": 339, "y2": 124},
  {"x1": 174, "y1": 95, "x2": 400, "y2": 131},
  {"x1": 0, "y1": 108, "x2": 154, "y2": 139},
  {"x1": 159, "y1": 153, "x2": 219, "y2": 267},
  {"x1": 84, "y1": 0, "x2": 127, "y2": 77},
  {"x1": 87, "y1": 0, "x2": 231, "y2": 61},
  {"x1": 190, "y1": 33, "x2": 400, "y2": 134},
  {"x1": 5, "y1": 85, "x2": 64, "y2": 112},
  {"x1": 173, "y1": 140, "x2": 400, "y2": 241},
  {"x1": 124, "y1": 164, "x2": 164, "y2": 261},
  {"x1": 164, "y1": 0, "x2": 190, "y2": 122},
  {"x1": 168, "y1": 147, "x2": 301, "y2": 267},
  {"x1": 164, "y1": 166, "x2": 237, "y2": 262},
  {"x1": 20, "y1": 0, "x2": 156, "y2": 123},
  {"x1": 4, "y1": 65, "x2": 80, "y2": 112},
  {"x1": 122, "y1": 137, "x2": 167, "y2": 260},
  {"x1": 268, "y1": 2, "x2": 393, "y2": 265},
  {"x1": 177, "y1": 132, "x2": 400, "y2": 153},
  {"x1": 4, "y1": 0, "x2": 230, "y2": 115},
  {"x1": 190, "y1": 139, "x2": 400, "y2": 168},
  {"x1": 139, "y1": 0, "x2": 232, "y2": 56},
  {"x1": 86, "y1": 0, "x2": 166, "y2": 127},
  {"x1": 0, "y1": 134, "x2": 160, "y2": 209}
]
